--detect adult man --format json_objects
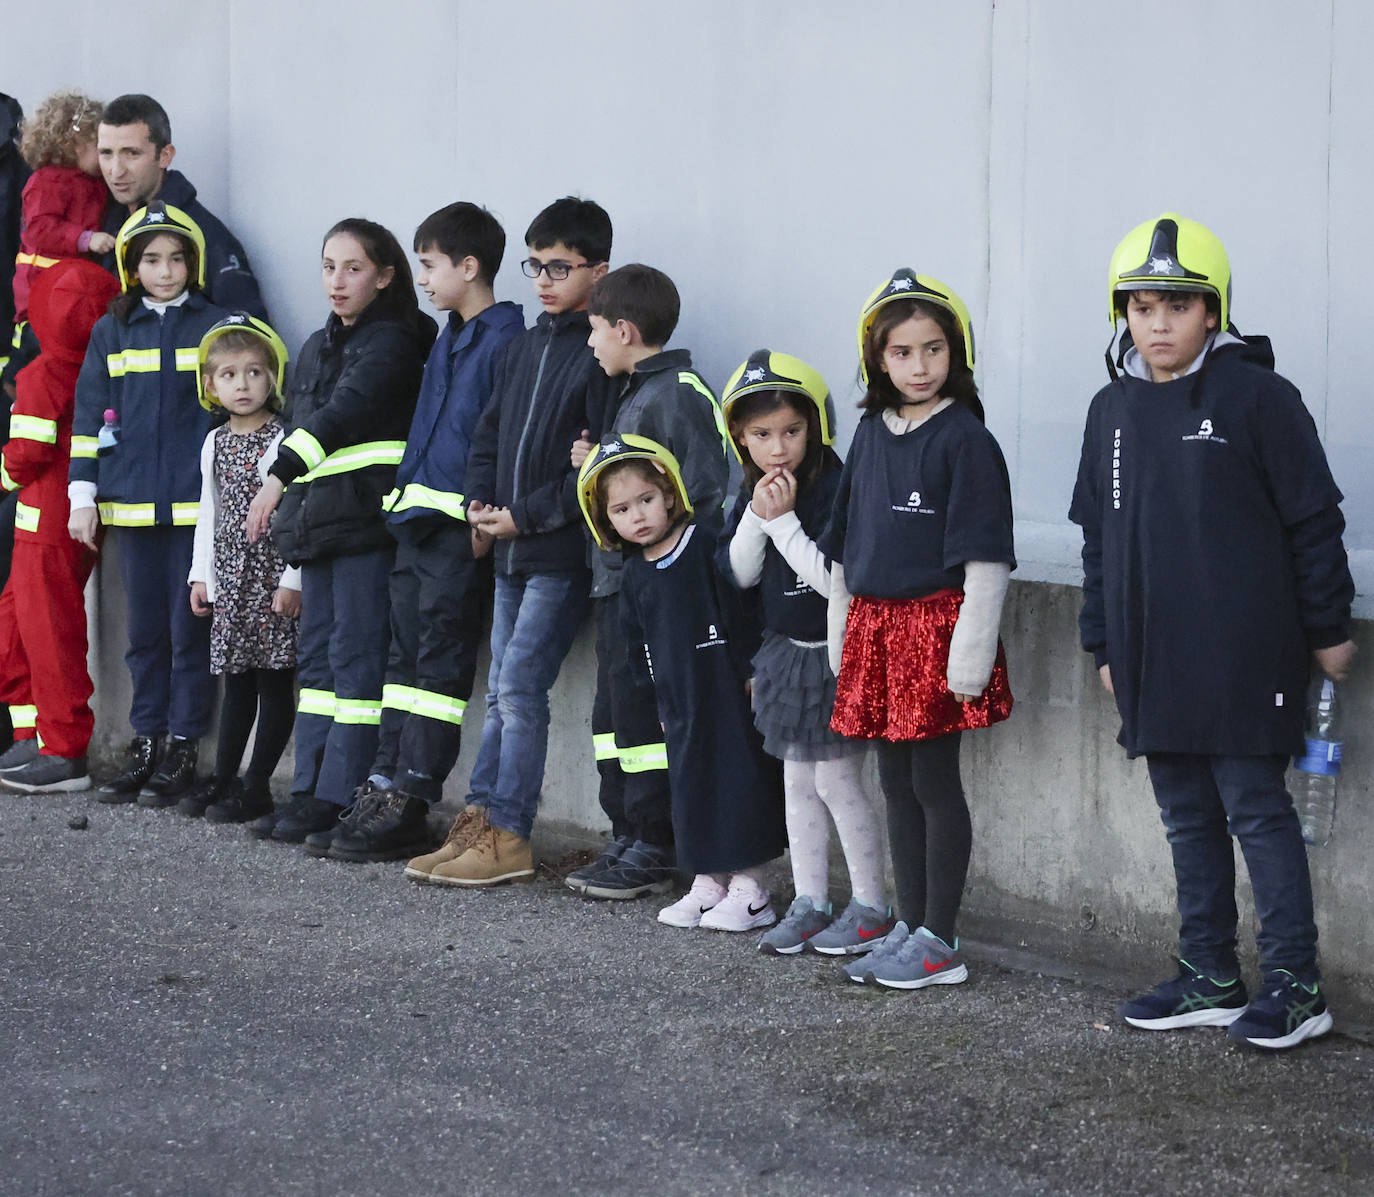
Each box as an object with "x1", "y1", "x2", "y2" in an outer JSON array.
[{"x1": 98, "y1": 94, "x2": 265, "y2": 317}]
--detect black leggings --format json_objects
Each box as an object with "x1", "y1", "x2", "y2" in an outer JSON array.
[
  {"x1": 876, "y1": 732, "x2": 969, "y2": 944},
  {"x1": 214, "y1": 668, "x2": 296, "y2": 788}
]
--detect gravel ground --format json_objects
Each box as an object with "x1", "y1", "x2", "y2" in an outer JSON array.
[{"x1": 2, "y1": 790, "x2": 1371, "y2": 1197}]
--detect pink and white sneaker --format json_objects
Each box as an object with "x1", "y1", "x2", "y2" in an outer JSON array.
[
  {"x1": 699, "y1": 876, "x2": 776, "y2": 932},
  {"x1": 658, "y1": 875, "x2": 728, "y2": 928}
]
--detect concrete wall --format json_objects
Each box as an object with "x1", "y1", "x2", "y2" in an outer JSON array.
[{"x1": 9, "y1": 2, "x2": 1374, "y2": 1010}]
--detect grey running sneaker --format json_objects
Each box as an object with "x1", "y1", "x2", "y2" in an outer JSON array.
[
  {"x1": 565, "y1": 833, "x2": 634, "y2": 894},
  {"x1": 1, "y1": 754, "x2": 90, "y2": 793},
  {"x1": 758, "y1": 896, "x2": 833, "y2": 955},
  {"x1": 842, "y1": 920, "x2": 911, "y2": 984},
  {"x1": 807, "y1": 897, "x2": 896, "y2": 956},
  {"x1": 0, "y1": 738, "x2": 39, "y2": 773},
  {"x1": 868, "y1": 924, "x2": 968, "y2": 990}
]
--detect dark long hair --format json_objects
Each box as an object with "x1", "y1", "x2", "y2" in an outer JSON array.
[
  {"x1": 322, "y1": 217, "x2": 419, "y2": 323},
  {"x1": 109, "y1": 227, "x2": 202, "y2": 324},
  {"x1": 859, "y1": 298, "x2": 984, "y2": 422},
  {"x1": 726, "y1": 389, "x2": 829, "y2": 492}
]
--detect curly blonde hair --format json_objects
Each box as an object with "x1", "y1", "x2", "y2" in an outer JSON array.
[{"x1": 20, "y1": 89, "x2": 104, "y2": 170}]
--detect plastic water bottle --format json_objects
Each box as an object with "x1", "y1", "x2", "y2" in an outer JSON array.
[
  {"x1": 96, "y1": 409, "x2": 120, "y2": 455},
  {"x1": 1292, "y1": 677, "x2": 1341, "y2": 846}
]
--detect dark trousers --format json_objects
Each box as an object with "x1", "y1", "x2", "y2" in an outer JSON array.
[
  {"x1": 290, "y1": 548, "x2": 392, "y2": 807},
  {"x1": 372, "y1": 520, "x2": 490, "y2": 804},
  {"x1": 1146, "y1": 752, "x2": 1318, "y2": 979},
  {"x1": 592, "y1": 594, "x2": 673, "y2": 846},
  {"x1": 114, "y1": 525, "x2": 212, "y2": 739}
]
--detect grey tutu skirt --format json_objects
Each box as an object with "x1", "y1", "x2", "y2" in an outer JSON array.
[{"x1": 751, "y1": 631, "x2": 866, "y2": 762}]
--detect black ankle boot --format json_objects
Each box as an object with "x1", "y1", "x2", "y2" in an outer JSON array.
[
  {"x1": 98, "y1": 736, "x2": 160, "y2": 803},
  {"x1": 139, "y1": 737, "x2": 199, "y2": 805}
]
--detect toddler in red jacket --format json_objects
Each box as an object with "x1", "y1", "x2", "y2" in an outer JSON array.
[{"x1": 12, "y1": 90, "x2": 114, "y2": 328}]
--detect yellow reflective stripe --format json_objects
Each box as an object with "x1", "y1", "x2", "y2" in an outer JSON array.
[
  {"x1": 282, "y1": 429, "x2": 327, "y2": 472},
  {"x1": 0, "y1": 457, "x2": 17, "y2": 492},
  {"x1": 593, "y1": 732, "x2": 618, "y2": 762},
  {"x1": 679, "y1": 371, "x2": 731, "y2": 458},
  {"x1": 382, "y1": 684, "x2": 414, "y2": 713},
  {"x1": 171, "y1": 502, "x2": 199, "y2": 526},
  {"x1": 14, "y1": 502, "x2": 39, "y2": 533},
  {"x1": 382, "y1": 482, "x2": 467, "y2": 520},
  {"x1": 16, "y1": 251, "x2": 59, "y2": 268},
  {"x1": 98, "y1": 501, "x2": 156, "y2": 527},
  {"x1": 407, "y1": 688, "x2": 466, "y2": 725},
  {"x1": 8, "y1": 704, "x2": 37, "y2": 730},
  {"x1": 70, "y1": 435, "x2": 99, "y2": 460},
  {"x1": 619, "y1": 742, "x2": 669, "y2": 773},
  {"x1": 11, "y1": 324, "x2": 25, "y2": 350},
  {"x1": 298, "y1": 688, "x2": 336, "y2": 717},
  {"x1": 0, "y1": 356, "x2": 8, "y2": 372},
  {"x1": 297, "y1": 441, "x2": 406, "y2": 483},
  {"x1": 107, "y1": 348, "x2": 160, "y2": 377},
  {"x1": 9, "y1": 414, "x2": 57, "y2": 444},
  {"x1": 334, "y1": 698, "x2": 383, "y2": 725},
  {"x1": 174, "y1": 347, "x2": 199, "y2": 372}
]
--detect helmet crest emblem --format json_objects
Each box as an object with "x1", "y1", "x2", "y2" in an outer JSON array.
[
  {"x1": 744, "y1": 366, "x2": 766, "y2": 383},
  {"x1": 889, "y1": 276, "x2": 914, "y2": 291}
]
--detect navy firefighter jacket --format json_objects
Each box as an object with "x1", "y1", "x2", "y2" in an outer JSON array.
[
  {"x1": 385, "y1": 300, "x2": 524, "y2": 527},
  {"x1": 70, "y1": 292, "x2": 226, "y2": 527},
  {"x1": 1069, "y1": 336, "x2": 1354, "y2": 758}
]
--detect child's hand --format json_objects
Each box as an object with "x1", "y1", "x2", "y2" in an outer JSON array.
[
  {"x1": 189, "y1": 581, "x2": 211, "y2": 616},
  {"x1": 1314, "y1": 640, "x2": 1357, "y2": 682},
  {"x1": 88, "y1": 231, "x2": 116, "y2": 254},
  {"x1": 68, "y1": 507, "x2": 100, "y2": 550},
  {"x1": 1099, "y1": 663, "x2": 1114, "y2": 695},
  {"x1": 570, "y1": 429, "x2": 593, "y2": 469},
  {"x1": 246, "y1": 475, "x2": 285, "y2": 544},
  {"x1": 475, "y1": 505, "x2": 519, "y2": 540},
  {"x1": 751, "y1": 468, "x2": 797, "y2": 521},
  {"x1": 272, "y1": 587, "x2": 301, "y2": 618}
]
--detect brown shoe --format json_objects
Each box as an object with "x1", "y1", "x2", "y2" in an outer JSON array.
[
  {"x1": 404, "y1": 805, "x2": 489, "y2": 883},
  {"x1": 429, "y1": 824, "x2": 534, "y2": 887}
]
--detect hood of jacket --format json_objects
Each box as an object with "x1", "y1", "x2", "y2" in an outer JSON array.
[{"x1": 28, "y1": 258, "x2": 121, "y2": 365}]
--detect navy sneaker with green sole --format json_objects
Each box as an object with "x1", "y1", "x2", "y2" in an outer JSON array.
[
  {"x1": 1118, "y1": 960, "x2": 1248, "y2": 1030},
  {"x1": 1227, "y1": 971, "x2": 1332, "y2": 1050}
]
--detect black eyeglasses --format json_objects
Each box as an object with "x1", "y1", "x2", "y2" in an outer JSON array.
[{"x1": 520, "y1": 258, "x2": 600, "y2": 281}]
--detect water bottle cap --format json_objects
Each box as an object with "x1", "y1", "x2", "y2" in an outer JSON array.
[{"x1": 103, "y1": 409, "x2": 117, "y2": 422}]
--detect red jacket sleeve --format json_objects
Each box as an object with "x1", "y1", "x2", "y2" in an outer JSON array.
[
  {"x1": 20, "y1": 170, "x2": 103, "y2": 258},
  {"x1": 3, "y1": 362, "x2": 68, "y2": 491}
]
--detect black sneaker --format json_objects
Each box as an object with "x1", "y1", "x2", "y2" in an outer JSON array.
[
  {"x1": 1227, "y1": 971, "x2": 1333, "y2": 1050},
  {"x1": 0, "y1": 738, "x2": 39, "y2": 773},
  {"x1": 564, "y1": 833, "x2": 634, "y2": 894},
  {"x1": 98, "y1": 736, "x2": 160, "y2": 802},
  {"x1": 328, "y1": 789, "x2": 432, "y2": 863},
  {"x1": 138, "y1": 736, "x2": 199, "y2": 805},
  {"x1": 1118, "y1": 959, "x2": 1249, "y2": 1030},
  {"x1": 176, "y1": 777, "x2": 233, "y2": 817},
  {"x1": 206, "y1": 781, "x2": 274, "y2": 825},
  {"x1": 270, "y1": 795, "x2": 343, "y2": 843},
  {"x1": 580, "y1": 839, "x2": 676, "y2": 900},
  {"x1": 1, "y1": 754, "x2": 90, "y2": 793},
  {"x1": 303, "y1": 782, "x2": 387, "y2": 858}
]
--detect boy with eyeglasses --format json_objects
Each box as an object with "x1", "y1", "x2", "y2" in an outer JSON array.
[{"x1": 416, "y1": 197, "x2": 617, "y2": 887}]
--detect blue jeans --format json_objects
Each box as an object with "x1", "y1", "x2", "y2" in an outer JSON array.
[
  {"x1": 466, "y1": 571, "x2": 588, "y2": 839},
  {"x1": 1145, "y1": 753, "x2": 1318, "y2": 979}
]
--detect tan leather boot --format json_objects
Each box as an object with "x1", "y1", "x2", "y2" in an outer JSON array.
[
  {"x1": 403, "y1": 805, "x2": 489, "y2": 883},
  {"x1": 429, "y1": 824, "x2": 534, "y2": 887}
]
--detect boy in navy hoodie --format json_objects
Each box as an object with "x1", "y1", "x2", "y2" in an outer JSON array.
[
  {"x1": 425, "y1": 197, "x2": 617, "y2": 887},
  {"x1": 310, "y1": 202, "x2": 524, "y2": 864},
  {"x1": 1071, "y1": 212, "x2": 1356, "y2": 1050}
]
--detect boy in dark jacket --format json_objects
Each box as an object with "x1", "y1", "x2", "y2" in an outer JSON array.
[
  {"x1": 1070, "y1": 213, "x2": 1356, "y2": 1050},
  {"x1": 428, "y1": 197, "x2": 616, "y2": 887},
  {"x1": 562, "y1": 264, "x2": 732, "y2": 899},
  {"x1": 315, "y1": 202, "x2": 523, "y2": 865}
]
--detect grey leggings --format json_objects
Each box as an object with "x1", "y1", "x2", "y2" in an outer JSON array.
[{"x1": 875, "y1": 732, "x2": 968, "y2": 944}]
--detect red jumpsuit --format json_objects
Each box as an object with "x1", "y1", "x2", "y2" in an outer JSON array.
[
  {"x1": 0, "y1": 258, "x2": 120, "y2": 758},
  {"x1": 12, "y1": 164, "x2": 108, "y2": 324}
]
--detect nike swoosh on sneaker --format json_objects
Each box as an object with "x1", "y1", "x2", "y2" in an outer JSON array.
[
  {"x1": 748, "y1": 901, "x2": 769, "y2": 916},
  {"x1": 857, "y1": 925, "x2": 888, "y2": 940},
  {"x1": 923, "y1": 957, "x2": 952, "y2": 974}
]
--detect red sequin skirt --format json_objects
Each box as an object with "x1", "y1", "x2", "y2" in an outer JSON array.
[{"x1": 831, "y1": 590, "x2": 1013, "y2": 742}]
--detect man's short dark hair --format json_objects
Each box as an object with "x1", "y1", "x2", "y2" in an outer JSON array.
[
  {"x1": 414, "y1": 202, "x2": 506, "y2": 286},
  {"x1": 588, "y1": 264, "x2": 680, "y2": 348},
  {"x1": 102, "y1": 94, "x2": 172, "y2": 150},
  {"x1": 524, "y1": 196, "x2": 611, "y2": 264}
]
